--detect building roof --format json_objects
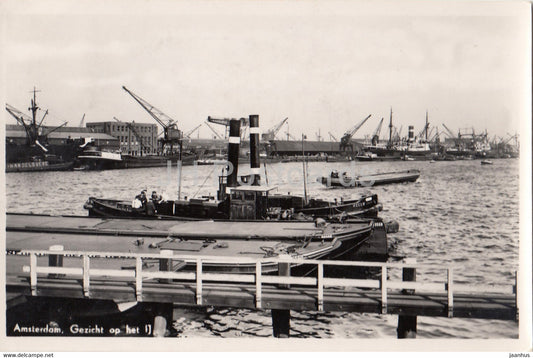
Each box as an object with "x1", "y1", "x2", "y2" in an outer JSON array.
[
  {"x1": 86, "y1": 121, "x2": 156, "y2": 127},
  {"x1": 269, "y1": 140, "x2": 341, "y2": 152},
  {"x1": 5, "y1": 125, "x2": 117, "y2": 140}
]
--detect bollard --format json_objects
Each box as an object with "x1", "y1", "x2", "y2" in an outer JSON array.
[
  {"x1": 152, "y1": 302, "x2": 173, "y2": 337},
  {"x1": 397, "y1": 258, "x2": 417, "y2": 338},
  {"x1": 48, "y1": 245, "x2": 64, "y2": 279},
  {"x1": 272, "y1": 254, "x2": 291, "y2": 338},
  {"x1": 153, "y1": 315, "x2": 167, "y2": 337},
  {"x1": 159, "y1": 249, "x2": 173, "y2": 284}
]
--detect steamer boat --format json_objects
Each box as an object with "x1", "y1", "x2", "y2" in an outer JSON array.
[{"x1": 85, "y1": 116, "x2": 383, "y2": 221}]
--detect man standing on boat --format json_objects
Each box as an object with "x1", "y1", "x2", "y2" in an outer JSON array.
[{"x1": 133, "y1": 190, "x2": 147, "y2": 209}]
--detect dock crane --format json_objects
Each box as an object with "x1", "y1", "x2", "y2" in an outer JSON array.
[
  {"x1": 442, "y1": 123, "x2": 463, "y2": 149},
  {"x1": 79, "y1": 114, "x2": 85, "y2": 128},
  {"x1": 370, "y1": 118, "x2": 384, "y2": 146},
  {"x1": 328, "y1": 132, "x2": 338, "y2": 142},
  {"x1": 184, "y1": 124, "x2": 202, "y2": 139},
  {"x1": 113, "y1": 117, "x2": 151, "y2": 155},
  {"x1": 441, "y1": 124, "x2": 456, "y2": 138},
  {"x1": 339, "y1": 114, "x2": 372, "y2": 152},
  {"x1": 205, "y1": 121, "x2": 224, "y2": 140},
  {"x1": 122, "y1": 86, "x2": 182, "y2": 155},
  {"x1": 207, "y1": 116, "x2": 249, "y2": 139},
  {"x1": 261, "y1": 117, "x2": 288, "y2": 142}
]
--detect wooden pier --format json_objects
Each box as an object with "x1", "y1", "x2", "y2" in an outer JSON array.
[{"x1": 6, "y1": 249, "x2": 517, "y2": 338}]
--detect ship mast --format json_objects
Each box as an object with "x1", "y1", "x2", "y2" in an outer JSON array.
[
  {"x1": 425, "y1": 110, "x2": 429, "y2": 142},
  {"x1": 29, "y1": 87, "x2": 40, "y2": 144}
]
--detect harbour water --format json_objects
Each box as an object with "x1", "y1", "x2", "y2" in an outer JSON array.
[{"x1": 5, "y1": 159, "x2": 520, "y2": 338}]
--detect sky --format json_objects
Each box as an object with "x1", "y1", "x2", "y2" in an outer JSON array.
[{"x1": 1, "y1": 0, "x2": 530, "y2": 142}]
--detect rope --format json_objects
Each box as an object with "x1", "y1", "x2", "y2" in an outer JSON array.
[{"x1": 192, "y1": 165, "x2": 218, "y2": 198}]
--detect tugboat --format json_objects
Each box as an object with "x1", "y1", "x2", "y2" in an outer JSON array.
[{"x1": 84, "y1": 116, "x2": 383, "y2": 221}]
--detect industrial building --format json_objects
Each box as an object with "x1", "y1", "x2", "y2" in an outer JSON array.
[{"x1": 86, "y1": 121, "x2": 158, "y2": 156}]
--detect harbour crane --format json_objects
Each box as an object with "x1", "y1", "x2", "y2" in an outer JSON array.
[
  {"x1": 113, "y1": 117, "x2": 151, "y2": 155},
  {"x1": 184, "y1": 124, "x2": 202, "y2": 139},
  {"x1": 79, "y1": 114, "x2": 85, "y2": 127},
  {"x1": 441, "y1": 124, "x2": 457, "y2": 139},
  {"x1": 204, "y1": 121, "x2": 224, "y2": 140},
  {"x1": 207, "y1": 116, "x2": 249, "y2": 139},
  {"x1": 122, "y1": 86, "x2": 182, "y2": 155},
  {"x1": 442, "y1": 123, "x2": 464, "y2": 149},
  {"x1": 339, "y1": 114, "x2": 372, "y2": 152},
  {"x1": 261, "y1": 117, "x2": 288, "y2": 142},
  {"x1": 370, "y1": 118, "x2": 384, "y2": 146},
  {"x1": 328, "y1": 132, "x2": 338, "y2": 142},
  {"x1": 286, "y1": 131, "x2": 298, "y2": 141},
  {"x1": 503, "y1": 133, "x2": 519, "y2": 149}
]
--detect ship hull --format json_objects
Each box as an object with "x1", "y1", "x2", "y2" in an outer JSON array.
[
  {"x1": 84, "y1": 193, "x2": 381, "y2": 221},
  {"x1": 319, "y1": 169, "x2": 420, "y2": 188}
]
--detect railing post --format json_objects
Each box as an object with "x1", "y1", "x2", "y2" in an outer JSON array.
[
  {"x1": 48, "y1": 245, "x2": 64, "y2": 279},
  {"x1": 381, "y1": 265, "x2": 387, "y2": 314},
  {"x1": 159, "y1": 249, "x2": 173, "y2": 284},
  {"x1": 272, "y1": 255, "x2": 291, "y2": 338},
  {"x1": 317, "y1": 263, "x2": 324, "y2": 311},
  {"x1": 255, "y1": 261, "x2": 262, "y2": 309},
  {"x1": 447, "y1": 268, "x2": 454, "y2": 318},
  {"x1": 136, "y1": 256, "x2": 143, "y2": 302},
  {"x1": 30, "y1": 253, "x2": 37, "y2": 296},
  {"x1": 196, "y1": 258, "x2": 203, "y2": 305},
  {"x1": 397, "y1": 258, "x2": 417, "y2": 338},
  {"x1": 82, "y1": 255, "x2": 90, "y2": 297}
]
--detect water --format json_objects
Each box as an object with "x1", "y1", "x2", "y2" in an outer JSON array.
[{"x1": 5, "y1": 158, "x2": 520, "y2": 338}]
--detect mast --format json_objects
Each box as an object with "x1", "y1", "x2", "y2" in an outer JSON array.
[
  {"x1": 425, "y1": 110, "x2": 429, "y2": 142},
  {"x1": 302, "y1": 133, "x2": 308, "y2": 205},
  {"x1": 177, "y1": 137, "x2": 183, "y2": 200},
  {"x1": 29, "y1": 87, "x2": 40, "y2": 143},
  {"x1": 388, "y1": 107, "x2": 393, "y2": 147}
]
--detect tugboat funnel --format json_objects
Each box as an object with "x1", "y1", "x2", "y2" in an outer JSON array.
[
  {"x1": 226, "y1": 119, "x2": 241, "y2": 188},
  {"x1": 249, "y1": 114, "x2": 261, "y2": 186}
]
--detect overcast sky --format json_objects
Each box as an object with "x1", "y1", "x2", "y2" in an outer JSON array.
[{"x1": 2, "y1": 0, "x2": 530, "y2": 141}]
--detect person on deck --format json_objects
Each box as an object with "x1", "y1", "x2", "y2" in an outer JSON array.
[
  {"x1": 151, "y1": 191, "x2": 163, "y2": 204},
  {"x1": 133, "y1": 190, "x2": 147, "y2": 209},
  {"x1": 145, "y1": 190, "x2": 160, "y2": 215}
]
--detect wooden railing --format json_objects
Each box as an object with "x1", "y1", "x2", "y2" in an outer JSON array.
[{"x1": 16, "y1": 249, "x2": 517, "y2": 318}]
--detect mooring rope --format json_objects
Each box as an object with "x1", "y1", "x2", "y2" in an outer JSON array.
[{"x1": 192, "y1": 165, "x2": 218, "y2": 198}]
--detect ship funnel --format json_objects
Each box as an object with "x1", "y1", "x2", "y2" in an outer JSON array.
[
  {"x1": 226, "y1": 119, "x2": 241, "y2": 188},
  {"x1": 408, "y1": 125, "x2": 414, "y2": 142},
  {"x1": 249, "y1": 114, "x2": 261, "y2": 186}
]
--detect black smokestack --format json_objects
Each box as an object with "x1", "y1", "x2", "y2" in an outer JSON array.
[
  {"x1": 408, "y1": 125, "x2": 414, "y2": 142},
  {"x1": 227, "y1": 119, "x2": 241, "y2": 188},
  {"x1": 249, "y1": 114, "x2": 261, "y2": 186}
]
